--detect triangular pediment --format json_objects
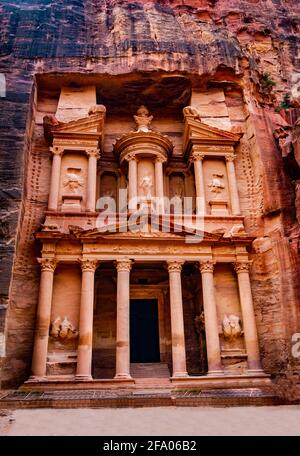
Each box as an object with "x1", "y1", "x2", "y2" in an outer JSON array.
[
  {"x1": 44, "y1": 109, "x2": 106, "y2": 144},
  {"x1": 52, "y1": 112, "x2": 105, "y2": 135},
  {"x1": 183, "y1": 117, "x2": 242, "y2": 155},
  {"x1": 72, "y1": 215, "x2": 222, "y2": 242}
]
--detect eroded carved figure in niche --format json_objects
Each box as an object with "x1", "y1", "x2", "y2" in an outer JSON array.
[
  {"x1": 208, "y1": 173, "x2": 225, "y2": 198},
  {"x1": 63, "y1": 168, "x2": 83, "y2": 194},
  {"x1": 50, "y1": 316, "x2": 79, "y2": 341},
  {"x1": 170, "y1": 175, "x2": 185, "y2": 202},
  {"x1": 222, "y1": 314, "x2": 243, "y2": 342},
  {"x1": 101, "y1": 174, "x2": 117, "y2": 201},
  {"x1": 194, "y1": 311, "x2": 205, "y2": 335},
  {"x1": 134, "y1": 105, "x2": 153, "y2": 132},
  {"x1": 139, "y1": 174, "x2": 153, "y2": 199}
]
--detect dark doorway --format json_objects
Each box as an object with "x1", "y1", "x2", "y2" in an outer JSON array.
[{"x1": 130, "y1": 299, "x2": 160, "y2": 363}]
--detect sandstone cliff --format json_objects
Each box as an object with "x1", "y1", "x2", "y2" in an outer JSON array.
[{"x1": 0, "y1": 0, "x2": 299, "y2": 396}]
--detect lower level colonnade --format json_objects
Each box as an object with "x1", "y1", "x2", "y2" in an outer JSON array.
[{"x1": 30, "y1": 257, "x2": 262, "y2": 381}]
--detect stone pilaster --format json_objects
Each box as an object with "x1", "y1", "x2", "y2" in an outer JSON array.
[
  {"x1": 31, "y1": 258, "x2": 57, "y2": 378},
  {"x1": 86, "y1": 148, "x2": 100, "y2": 212},
  {"x1": 114, "y1": 259, "x2": 132, "y2": 379},
  {"x1": 199, "y1": 260, "x2": 223, "y2": 375},
  {"x1": 191, "y1": 151, "x2": 206, "y2": 215},
  {"x1": 234, "y1": 261, "x2": 263, "y2": 373},
  {"x1": 48, "y1": 147, "x2": 63, "y2": 211},
  {"x1": 76, "y1": 259, "x2": 98, "y2": 380},
  {"x1": 127, "y1": 154, "x2": 138, "y2": 211},
  {"x1": 155, "y1": 156, "x2": 166, "y2": 214},
  {"x1": 226, "y1": 154, "x2": 241, "y2": 215},
  {"x1": 167, "y1": 260, "x2": 188, "y2": 378}
]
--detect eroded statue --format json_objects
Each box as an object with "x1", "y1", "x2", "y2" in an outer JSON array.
[
  {"x1": 50, "y1": 316, "x2": 78, "y2": 341},
  {"x1": 63, "y1": 169, "x2": 83, "y2": 194},
  {"x1": 222, "y1": 314, "x2": 243, "y2": 342},
  {"x1": 208, "y1": 173, "x2": 225, "y2": 197},
  {"x1": 139, "y1": 174, "x2": 153, "y2": 199},
  {"x1": 134, "y1": 105, "x2": 153, "y2": 132},
  {"x1": 183, "y1": 106, "x2": 201, "y2": 120}
]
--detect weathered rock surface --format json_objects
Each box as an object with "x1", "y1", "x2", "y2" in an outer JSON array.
[{"x1": 0, "y1": 0, "x2": 300, "y2": 396}]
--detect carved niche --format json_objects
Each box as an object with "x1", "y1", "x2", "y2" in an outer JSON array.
[{"x1": 100, "y1": 173, "x2": 118, "y2": 201}]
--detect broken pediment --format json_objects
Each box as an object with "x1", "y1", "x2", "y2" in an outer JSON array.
[
  {"x1": 43, "y1": 105, "x2": 106, "y2": 146},
  {"x1": 182, "y1": 111, "x2": 243, "y2": 158}
]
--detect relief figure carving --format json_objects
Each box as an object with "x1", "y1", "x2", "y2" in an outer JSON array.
[
  {"x1": 208, "y1": 173, "x2": 225, "y2": 199},
  {"x1": 50, "y1": 316, "x2": 79, "y2": 341},
  {"x1": 222, "y1": 314, "x2": 243, "y2": 342},
  {"x1": 63, "y1": 168, "x2": 83, "y2": 194},
  {"x1": 134, "y1": 106, "x2": 153, "y2": 132}
]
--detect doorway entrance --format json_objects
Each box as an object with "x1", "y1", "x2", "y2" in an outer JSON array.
[{"x1": 130, "y1": 299, "x2": 160, "y2": 363}]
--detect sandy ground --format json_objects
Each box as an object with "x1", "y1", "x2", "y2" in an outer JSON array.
[{"x1": 0, "y1": 406, "x2": 300, "y2": 436}]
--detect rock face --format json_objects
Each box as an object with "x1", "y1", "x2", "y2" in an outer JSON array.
[{"x1": 0, "y1": 0, "x2": 300, "y2": 397}]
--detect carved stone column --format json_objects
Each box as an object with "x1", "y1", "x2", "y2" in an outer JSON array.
[
  {"x1": 155, "y1": 156, "x2": 165, "y2": 214},
  {"x1": 167, "y1": 261, "x2": 188, "y2": 378},
  {"x1": 76, "y1": 259, "x2": 98, "y2": 380},
  {"x1": 31, "y1": 258, "x2": 57, "y2": 378},
  {"x1": 48, "y1": 147, "x2": 63, "y2": 211},
  {"x1": 127, "y1": 154, "x2": 138, "y2": 211},
  {"x1": 234, "y1": 262, "x2": 263, "y2": 373},
  {"x1": 115, "y1": 259, "x2": 132, "y2": 379},
  {"x1": 199, "y1": 260, "x2": 223, "y2": 375},
  {"x1": 192, "y1": 151, "x2": 206, "y2": 215},
  {"x1": 86, "y1": 149, "x2": 100, "y2": 212},
  {"x1": 226, "y1": 154, "x2": 241, "y2": 215}
]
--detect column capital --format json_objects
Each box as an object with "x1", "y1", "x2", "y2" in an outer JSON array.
[
  {"x1": 191, "y1": 151, "x2": 205, "y2": 162},
  {"x1": 80, "y1": 258, "x2": 99, "y2": 272},
  {"x1": 234, "y1": 261, "x2": 252, "y2": 273},
  {"x1": 116, "y1": 259, "x2": 132, "y2": 272},
  {"x1": 155, "y1": 155, "x2": 167, "y2": 164},
  {"x1": 50, "y1": 146, "x2": 64, "y2": 156},
  {"x1": 225, "y1": 154, "x2": 236, "y2": 162},
  {"x1": 125, "y1": 153, "x2": 138, "y2": 162},
  {"x1": 167, "y1": 260, "x2": 184, "y2": 273},
  {"x1": 199, "y1": 260, "x2": 215, "y2": 273},
  {"x1": 86, "y1": 148, "x2": 100, "y2": 159},
  {"x1": 38, "y1": 258, "x2": 57, "y2": 272}
]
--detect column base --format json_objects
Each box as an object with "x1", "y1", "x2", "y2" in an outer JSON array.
[
  {"x1": 27, "y1": 375, "x2": 48, "y2": 383},
  {"x1": 247, "y1": 368, "x2": 265, "y2": 376},
  {"x1": 75, "y1": 375, "x2": 93, "y2": 381},
  {"x1": 172, "y1": 371, "x2": 189, "y2": 378},
  {"x1": 114, "y1": 373, "x2": 133, "y2": 380},
  {"x1": 207, "y1": 370, "x2": 224, "y2": 377}
]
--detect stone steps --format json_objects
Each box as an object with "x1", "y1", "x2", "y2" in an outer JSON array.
[{"x1": 130, "y1": 362, "x2": 170, "y2": 378}]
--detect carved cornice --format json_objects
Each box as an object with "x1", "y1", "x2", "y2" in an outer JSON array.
[
  {"x1": 116, "y1": 259, "x2": 132, "y2": 272},
  {"x1": 199, "y1": 260, "x2": 215, "y2": 273},
  {"x1": 167, "y1": 260, "x2": 184, "y2": 273},
  {"x1": 38, "y1": 258, "x2": 57, "y2": 272},
  {"x1": 234, "y1": 261, "x2": 251, "y2": 273},
  {"x1": 80, "y1": 259, "x2": 99, "y2": 272}
]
